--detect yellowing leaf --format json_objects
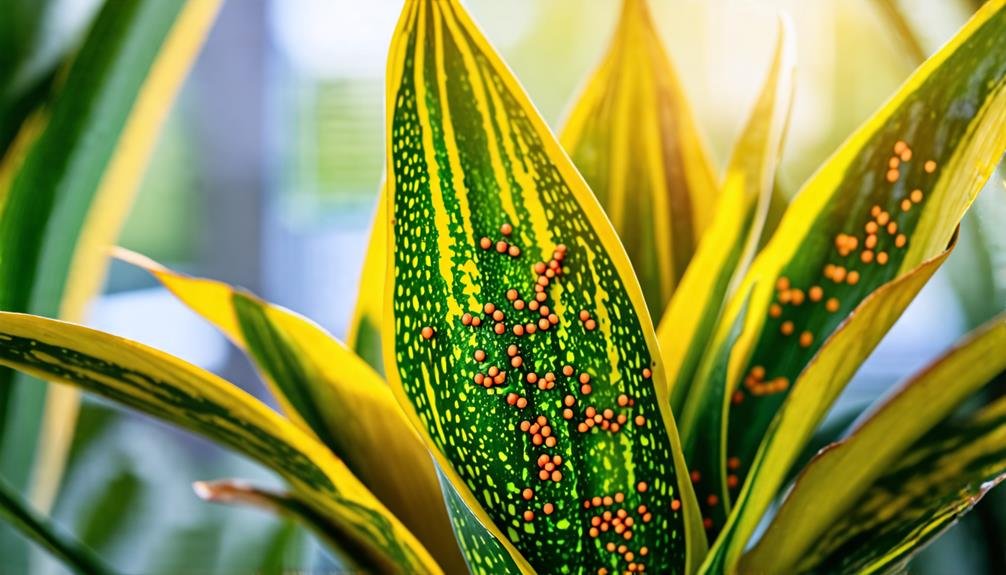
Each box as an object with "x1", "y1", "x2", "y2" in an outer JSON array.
[
  {"x1": 119, "y1": 249, "x2": 465, "y2": 573},
  {"x1": 559, "y1": 0, "x2": 719, "y2": 316},
  {"x1": 659, "y1": 15, "x2": 795, "y2": 415},
  {"x1": 743, "y1": 312, "x2": 1006, "y2": 573},
  {"x1": 0, "y1": 312, "x2": 440, "y2": 574},
  {"x1": 384, "y1": 0, "x2": 704, "y2": 572},
  {"x1": 678, "y1": 0, "x2": 1006, "y2": 536}
]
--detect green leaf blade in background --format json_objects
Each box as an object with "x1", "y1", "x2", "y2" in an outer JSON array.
[
  {"x1": 559, "y1": 0, "x2": 719, "y2": 317},
  {"x1": 0, "y1": 311, "x2": 441, "y2": 574},
  {"x1": 385, "y1": 0, "x2": 704, "y2": 572},
  {"x1": 679, "y1": 0, "x2": 1006, "y2": 537},
  {"x1": 743, "y1": 313, "x2": 1006, "y2": 574},
  {"x1": 658, "y1": 15, "x2": 795, "y2": 417},
  {"x1": 348, "y1": 184, "x2": 390, "y2": 374},
  {"x1": 0, "y1": 474, "x2": 114, "y2": 575},
  {"x1": 119, "y1": 249, "x2": 466, "y2": 572},
  {"x1": 0, "y1": 0, "x2": 221, "y2": 529}
]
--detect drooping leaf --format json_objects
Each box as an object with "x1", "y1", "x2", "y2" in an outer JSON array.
[
  {"x1": 193, "y1": 479, "x2": 393, "y2": 573},
  {"x1": 559, "y1": 0, "x2": 719, "y2": 317},
  {"x1": 0, "y1": 473, "x2": 115, "y2": 575},
  {"x1": 0, "y1": 312, "x2": 440, "y2": 574},
  {"x1": 385, "y1": 0, "x2": 705, "y2": 572},
  {"x1": 742, "y1": 312, "x2": 1006, "y2": 573},
  {"x1": 119, "y1": 249, "x2": 465, "y2": 572},
  {"x1": 678, "y1": 0, "x2": 1006, "y2": 537},
  {"x1": 700, "y1": 243, "x2": 953, "y2": 573},
  {"x1": 0, "y1": 0, "x2": 221, "y2": 517},
  {"x1": 658, "y1": 16, "x2": 795, "y2": 415},
  {"x1": 348, "y1": 184, "x2": 389, "y2": 374}
]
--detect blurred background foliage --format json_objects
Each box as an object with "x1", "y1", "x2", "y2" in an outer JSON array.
[{"x1": 1, "y1": 0, "x2": 1003, "y2": 572}]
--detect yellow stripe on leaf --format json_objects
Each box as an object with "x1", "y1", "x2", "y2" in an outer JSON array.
[
  {"x1": 0, "y1": 311, "x2": 440, "y2": 574},
  {"x1": 384, "y1": 0, "x2": 705, "y2": 572},
  {"x1": 743, "y1": 312, "x2": 1006, "y2": 573},
  {"x1": 120, "y1": 249, "x2": 465, "y2": 573},
  {"x1": 678, "y1": 0, "x2": 1006, "y2": 538},
  {"x1": 699, "y1": 242, "x2": 954, "y2": 573},
  {"x1": 560, "y1": 0, "x2": 720, "y2": 317}
]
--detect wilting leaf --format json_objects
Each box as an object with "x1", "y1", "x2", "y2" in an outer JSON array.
[
  {"x1": 0, "y1": 0, "x2": 221, "y2": 520},
  {"x1": 0, "y1": 473, "x2": 114, "y2": 575},
  {"x1": 0, "y1": 312, "x2": 440, "y2": 573},
  {"x1": 658, "y1": 16, "x2": 795, "y2": 415},
  {"x1": 348, "y1": 184, "x2": 390, "y2": 374},
  {"x1": 742, "y1": 313, "x2": 1006, "y2": 573},
  {"x1": 193, "y1": 479, "x2": 395, "y2": 573},
  {"x1": 700, "y1": 244, "x2": 952, "y2": 572},
  {"x1": 120, "y1": 249, "x2": 465, "y2": 572},
  {"x1": 678, "y1": 0, "x2": 1006, "y2": 537},
  {"x1": 559, "y1": 0, "x2": 719, "y2": 317},
  {"x1": 385, "y1": 0, "x2": 704, "y2": 572}
]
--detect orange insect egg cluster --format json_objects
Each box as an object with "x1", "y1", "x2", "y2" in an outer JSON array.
[
  {"x1": 736, "y1": 140, "x2": 936, "y2": 410},
  {"x1": 584, "y1": 489, "x2": 653, "y2": 573}
]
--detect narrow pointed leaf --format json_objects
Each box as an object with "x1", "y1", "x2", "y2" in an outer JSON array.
[
  {"x1": 385, "y1": 1, "x2": 704, "y2": 572},
  {"x1": 0, "y1": 312, "x2": 440, "y2": 574},
  {"x1": 120, "y1": 250, "x2": 465, "y2": 573},
  {"x1": 0, "y1": 474, "x2": 115, "y2": 575},
  {"x1": 743, "y1": 312, "x2": 1006, "y2": 573},
  {"x1": 679, "y1": 0, "x2": 1006, "y2": 536},
  {"x1": 559, "y1": 0, "x2": 719, "y2": 317},
  {"x1": 348, "y1": 185, "x2": 389, "y2": 374},
  {"x1": 0, "y1": 0, "x2": 220, "y2": 513},
  {"x1": 659, "y1": 16, "x2": 795, "y2": 415},
  {"x1": 700, "y1": 243, "x2": 953, "y2": 573},
  {"x1": 795, "y1": 396, "x2": 1006, "y2": 574},
  {"x1": 193, "y1": 479, "x2": 396, "y2": 573}
]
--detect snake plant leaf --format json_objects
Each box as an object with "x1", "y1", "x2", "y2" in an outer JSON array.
[
  {"x1": 559, "y1": 0, "x2": 719, "y2": 317},
  {"x1": 678, "y1": 0, "x2": 1006, "y2": 535},
  {"x1": 348, "y1": 184, "x2": 389, "y2": 374},
  {"x1": 385, "y1": 0, "x2": 705, "y2": 572},
  {"x1": 700, "y1": 242, "x2": 953, "y2": 573},
  {"x1": 659, "y1": 16, "x2": 795, "y2": 415},
  {"x1": 0, "y1": 312, "x2": 440, "y2": 574},
  {"x1": 118, "y1": 249, "x2": 465, "y2": 573},
  {"x1": 193, "y1": 479, "x2": 396, "y2": 572},
  {"x1": 743, "y1": 312, "x2": 1006, "y2": 573},
  {"x1": 788, "y1": 395, "x2": 1006, "y2": 574},
  {"x1": 0, "y1": 0, "x2": 221, "y2": 518},
  {"x1": 0, "y1": 474, "x2": 115, "y2": 575}
]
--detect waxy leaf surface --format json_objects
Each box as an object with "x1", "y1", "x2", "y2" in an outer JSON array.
[
  {"x1": 559, "y1": 0, "x2": 718, "y2": 317},
  {"x1": 744, "y1": 313, "x2": 1006, "y2": 573},
  {"x1": 384, "y1": 0, "x2": 704, "y2": 572},
  {"x1": 121, "y1": 251, "x2": 464, "y2": 573},
  {"x1": 0, "y1": 312, "x2": 440, "y2": 574},
  {"x1": 679, "y1": 0, "x2": 1006, "y2": 536}
]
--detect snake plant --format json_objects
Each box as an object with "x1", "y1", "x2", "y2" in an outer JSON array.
[{"x1": 2, "y1": 0, "x2": 1006, "y2": 573}]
